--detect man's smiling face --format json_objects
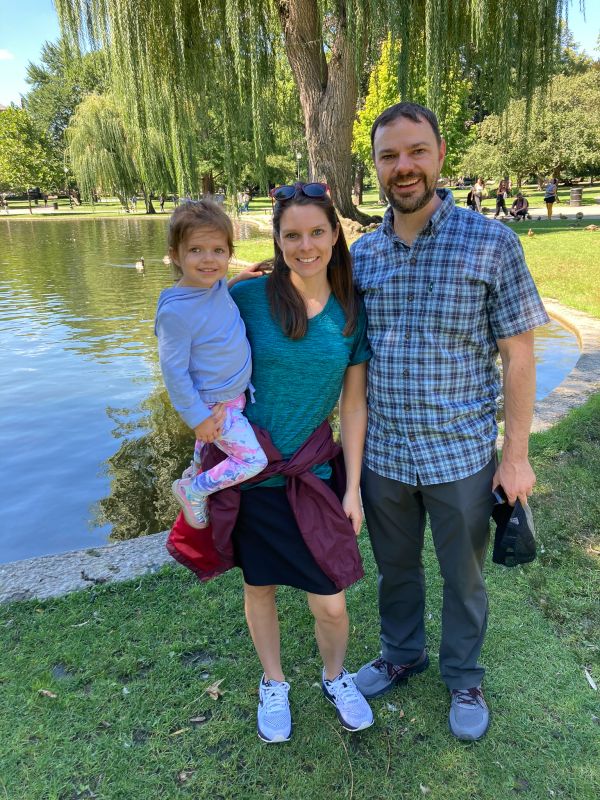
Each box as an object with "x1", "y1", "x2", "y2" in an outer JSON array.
[{"x1": 373, "y1": 115, "x2": 446, "y2": 215}]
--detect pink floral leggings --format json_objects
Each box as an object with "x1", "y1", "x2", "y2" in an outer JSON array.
[{"x1": 191, "y1": 393, "x2": 267, "y2": 495}]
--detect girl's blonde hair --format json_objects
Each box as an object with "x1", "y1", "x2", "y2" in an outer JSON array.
[{"x1": 168, "y1": 200, "x2": 234, "y2": 277}]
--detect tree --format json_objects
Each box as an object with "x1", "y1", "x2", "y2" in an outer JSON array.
[
  {"x1": 55, "y1": 0, "x2": 569, "y2": 220},
  {"x1": 0, "y1": 106, "x2": 61, "y2": 211},
  {"x1": 353, "y1": 36, "x2": 475, "y2": 191},
  {"x1": 25, "y1": 37, "x2": 107, "y2": 157},
  {"x1": 461, "y1": 69, "x2": 600, "y2": 185}
]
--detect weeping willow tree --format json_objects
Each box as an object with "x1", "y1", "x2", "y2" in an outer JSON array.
[
  {"x1": 55, "y1": 0, "x2": 572, "y2": 220},
  {"x1": 67, "y1": 92, "x2": 177, "y2": 208}
]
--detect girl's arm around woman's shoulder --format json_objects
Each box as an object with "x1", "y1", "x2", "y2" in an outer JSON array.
[{"x1": 339, "y1": 361, "x2": 368, "y2": 535}]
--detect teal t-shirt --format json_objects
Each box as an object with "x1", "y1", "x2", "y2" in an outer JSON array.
[{"x1": 230, "y1": 276, "x2": 371, "y2": 486}]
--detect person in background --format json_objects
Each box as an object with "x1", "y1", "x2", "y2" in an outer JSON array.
[{"x1": 509, "y1": 193, "x2": 530, "y2": 221}]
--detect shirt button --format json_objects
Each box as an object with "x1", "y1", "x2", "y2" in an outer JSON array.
[
  {"x1": 404, "y1": 332, "x2": 410, "y2": 340},
  {"x1": 408, "y1": 435, "x2": 416, "y2": 442},
  {"x1": 404, "y1": 404, "x2": 411, "y2": 411},
  {"x1": 410, "y1": 257, "x2": 417, "y2": 265},
  {"x1": 403, "y1": 369, "x2": 409, "y2": 377},
  {"x1": 408, "y1": 294, "x2": 414, "y2": 302}
]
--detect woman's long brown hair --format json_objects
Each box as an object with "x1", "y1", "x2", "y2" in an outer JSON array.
[{"x1": 265, "y1": 192, "x2": 359, "y2": 340}]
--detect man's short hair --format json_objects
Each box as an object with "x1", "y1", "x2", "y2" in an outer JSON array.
[{"x1": 371, "y1": 102, "x2": 442, "y2": 151}]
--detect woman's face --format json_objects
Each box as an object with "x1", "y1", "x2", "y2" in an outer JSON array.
[{"x1": 276, "y1": 203, "x2": 339, "y2": 284}]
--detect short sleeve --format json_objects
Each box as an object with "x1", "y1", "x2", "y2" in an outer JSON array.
[
  {"x1": 487, "y1": 231, "x2": 549, "y2": 340},
  {"x1": 348, "y1": 301, "x2": 372, "y2": 365}
]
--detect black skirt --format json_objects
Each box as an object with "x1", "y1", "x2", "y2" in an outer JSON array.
[{"x1": 232, "y1": 484, "x2": 339, "y2": 595}]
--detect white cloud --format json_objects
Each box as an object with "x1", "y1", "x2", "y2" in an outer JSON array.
[{"x1": 0, "y1": 49, "x2": 15, "y2": 60}]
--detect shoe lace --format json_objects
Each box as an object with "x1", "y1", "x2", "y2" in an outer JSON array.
[
  {"x1": 262, "y1": 682, "x2": 289, "y2": 714},
  {"x1": 452, "y1": 687, "x2": 483, "y2": 706},
  {"x1": 372, "y1": 657, "x2": 413, "y2": 680},
  {"x1": 330, "y1": 674, "x2": 362, "y2": 706}
]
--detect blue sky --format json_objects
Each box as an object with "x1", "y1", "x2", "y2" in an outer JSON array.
[{"x1": 1, "y1": 0, "x2": 599, "y2": 107}]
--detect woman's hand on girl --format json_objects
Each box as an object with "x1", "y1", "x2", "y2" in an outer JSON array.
[
  {"x1": 228, "y1": 262, "x2": 272, "y2": 289},
  {"x1": 342, "y1": 489, "x2": 364, "y2": 536}
]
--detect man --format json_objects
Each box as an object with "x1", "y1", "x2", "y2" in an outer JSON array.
[
  {"x1": 510, "y1": 192, "x2": 530, "y2": 221},
  {"x1": 350, "y1": 103, "x2": 548, "y2": 741}
]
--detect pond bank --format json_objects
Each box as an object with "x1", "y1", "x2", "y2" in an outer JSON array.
[{"x1": 2, "y1": 299, "x2": 599, "y2": 604}]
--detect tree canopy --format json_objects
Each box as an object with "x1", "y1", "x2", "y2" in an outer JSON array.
[
  {"x1": 461, "y1": 67, "x2": 600, "y2": 184},
  {"x1": 55, "y1": 0, "x2": 570, "y2": 218},
  {"x1": 0, "y1": 107, "x2": 61, "y2": 202}
]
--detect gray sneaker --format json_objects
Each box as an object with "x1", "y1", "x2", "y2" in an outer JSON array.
[
  {"x1": 257, "y1": 675, "x2": 292, "y2": 743},
  {"x1": 354, "y1": 650, "x2": 429, "y2": 698},
  {"x1": 322, "y1": 668, "x2": 374, "y2": 731},
  {"x1": 448, "y1": 687, "x2": 489, "y2": 741}
]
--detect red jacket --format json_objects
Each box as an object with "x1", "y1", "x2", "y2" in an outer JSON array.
[{"x1": 166, "y1": 420, "x2": 364, "y2": 590}]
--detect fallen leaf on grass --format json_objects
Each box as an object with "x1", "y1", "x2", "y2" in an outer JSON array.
[
  {"x1": 169, "y1": 728, "x2": 189, "y2": 737},
  {"x1": 38, "y1": 689, "x2": 57, "y2": 698},
  {"x1": 189, "y1": 716, "x2": 207, "y2": 725},
  {"x1": 204, "y1": 679, "x2": 224, "y2": 699},
  {"x1": 584, "y1": 668, "x2": 597, "y2": 691},
  {"x1": 176, "y1": 770, "x2": 196, "y2": 784},
  {"x1": 420, "y1": 785, "x2": 431, "y2": 795}
]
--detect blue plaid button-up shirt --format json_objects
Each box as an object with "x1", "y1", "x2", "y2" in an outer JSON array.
[{"x1": 350, "y1": 190, "x2": 549, "y2": 486}]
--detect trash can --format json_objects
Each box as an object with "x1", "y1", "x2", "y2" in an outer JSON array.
[
  {"x1": 569, "y1": 187, "x2": 583, "y2": 206},
  {"x1": 52, "y1": 201, "x2": 59, "y2": 210}
]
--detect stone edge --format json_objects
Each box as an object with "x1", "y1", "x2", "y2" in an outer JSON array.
[{"x1": 1, "y1": 299, "x2": 599, "y2": 604}]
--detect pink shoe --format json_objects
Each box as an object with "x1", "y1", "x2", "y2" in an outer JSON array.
[{"x1": 171, "y1": 479, "x2": 209, "y2": 528}]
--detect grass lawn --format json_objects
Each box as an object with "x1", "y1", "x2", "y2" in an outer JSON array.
[{"x1": 1, "y1": 396, "x2": 599, "y2": 800}]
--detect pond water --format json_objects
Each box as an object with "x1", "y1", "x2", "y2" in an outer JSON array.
[{"x1": 0, "y1": 218, "x2": 581, "y2": 564}]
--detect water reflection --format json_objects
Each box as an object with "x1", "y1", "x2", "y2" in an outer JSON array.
[{"x1": 0, "y1": 218, "x2": 581, "y2": 561}]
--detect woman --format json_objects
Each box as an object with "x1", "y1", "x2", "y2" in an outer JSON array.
[
  {"x1": 543, "y1": 177, "x2": 558, "y2": 220},
  {"x1": 170, "y1": 183, "x2": 373, "y2": 743},
  {"x1": 472, "y1": 177, "x2": 485, "y2": 213},
  {"x1": 494, "y1": 179, "x2": 508, "y2": 219}
]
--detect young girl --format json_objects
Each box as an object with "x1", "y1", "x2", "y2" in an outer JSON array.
[{"x1": 155, "y1": 200, "x2": 268, "y2": 527}]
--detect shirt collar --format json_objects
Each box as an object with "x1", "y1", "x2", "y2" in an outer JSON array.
[{"x1": 381, "y1": 189, "x2": 455, "y2": 242}]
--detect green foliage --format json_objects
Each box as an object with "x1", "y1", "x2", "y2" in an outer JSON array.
[
  {"x1": 461, "y1": 69, "x2": 600, "y2": 181},
  {"x1": 54, "y1": 1, "x2": 570, "y2": 212},
  {"x1": 24, "y1": 37, "x2": 107, "y2": 154},
  {"x1": 0, "y1": 106, "x2": 61, "y2": 193},
  {"x1": 66, "y1": 93, "x2": 140, "y2": 203},
  {"x1": 353, "y1": 36, "x2": 475, "y2": 178}
]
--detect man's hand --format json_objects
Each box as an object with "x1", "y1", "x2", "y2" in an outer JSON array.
[
  {"x1": 342, "y1": 489, "x2": 363, "y2": 536},
  {"x1": 492, "y1": 457, "x2": 536, "y2": 506},
  {"x1": 193, "y1": 404, "x2": 226, "y2": 443}
]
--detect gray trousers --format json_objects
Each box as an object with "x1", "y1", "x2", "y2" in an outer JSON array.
[{"x1": 361, "y1": 458, "x2": 496, "y2": 689}]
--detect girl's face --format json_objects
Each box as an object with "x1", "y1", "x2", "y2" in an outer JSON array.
[
  {"x1": 170, "y1": 227, "x2": 230, "y2": 290},
  {"x1": 276, "y1": 203, "x2": 339, "y2": 284}
]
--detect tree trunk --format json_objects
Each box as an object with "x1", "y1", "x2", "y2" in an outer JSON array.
[
  {"x1": 353, "y1": 161, "x2": 364, "y2": 206},
  {"x1": 277, "y1": 0, "x2": 373, "y2": 223},
  {"x1": 202, "y1": 172, "x2": 215, "y2": 196}
]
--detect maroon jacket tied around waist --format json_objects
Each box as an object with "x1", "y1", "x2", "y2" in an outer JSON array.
[{"x1": 166, "y1": 420, "x2": 364, "y2": 591}]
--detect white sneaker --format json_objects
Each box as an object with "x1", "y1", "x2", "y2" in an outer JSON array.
[
  {"x1": 257, "y1": 675, "x2": 291, "y2": 743},
  {"x1": 322, "y1": 668, "x2": 374, "y2": 731}
]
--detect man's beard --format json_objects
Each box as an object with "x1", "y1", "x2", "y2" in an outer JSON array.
[{"x1": 384, "y1": 172, "x2": 438, "y2": 214}]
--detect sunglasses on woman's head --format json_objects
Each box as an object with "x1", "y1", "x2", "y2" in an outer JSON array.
[{"x1": 270, "y1": 182, "x2": 329, "y2": 201}]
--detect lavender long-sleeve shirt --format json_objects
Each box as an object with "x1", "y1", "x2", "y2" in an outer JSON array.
[{"x1": 155, "y1": 280, "x2": 251, "y2": 428}]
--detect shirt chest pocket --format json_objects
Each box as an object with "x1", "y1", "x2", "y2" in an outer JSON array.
[{"x1": 428, "y1": 273, "x2": 489, "y2": 337}]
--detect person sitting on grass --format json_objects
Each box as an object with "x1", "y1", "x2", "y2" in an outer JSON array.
[{"x1": 509, "y1": 193, "x2": 530, "y2": 221}]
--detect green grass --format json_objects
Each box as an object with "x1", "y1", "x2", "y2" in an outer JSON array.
[{"x1": 1, "y1": 397, "x2": 599, "y2": 800}]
